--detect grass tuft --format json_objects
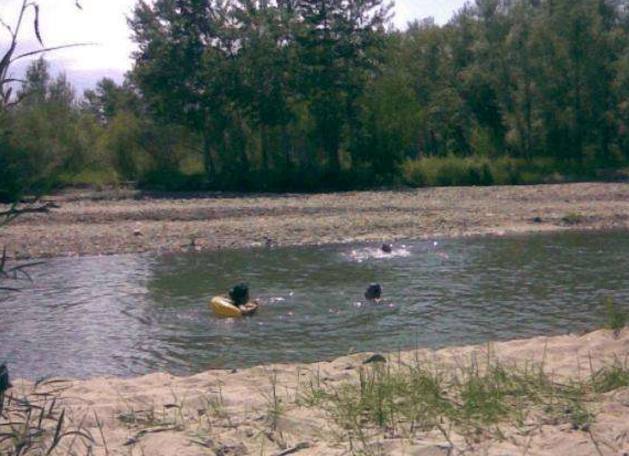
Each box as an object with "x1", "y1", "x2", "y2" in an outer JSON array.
[
  {"x1": 0, "y1": 379, "x2": 95, "y2": 455},
  {"x1": 297, "y1": 353, "x2": 629, "y2": 453},
  {"x1": 603, "y1": 296, "x2": 627, "y2": 335},
  {"x1": 591, "y1": 359, "x2": 629, "y2": 393}
]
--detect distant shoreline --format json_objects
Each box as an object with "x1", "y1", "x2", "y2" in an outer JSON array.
[{"x1": 1, "y1": 182, "x2": 627, "y2": 260}]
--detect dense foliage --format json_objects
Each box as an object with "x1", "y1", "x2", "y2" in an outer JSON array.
[{"x1": 1, "y1": 0, "x2": 627, "y2": 195}]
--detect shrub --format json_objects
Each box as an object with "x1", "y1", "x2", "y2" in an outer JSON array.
[
  {"x1": 592, "y1": 361, "x2": 629, "y2": 393},
  {"x1": 57, "y1": 167, "x2": 120, "y2": 189},
  {"x1": 400, "y1": 155, "x2": 601, "y2": 188},
  {"x1": 138, "y1": 168, "x2": 207, "y2": 192},
  {"x1": 101, "y1": 112, "x2": 149, "y2": 180},
  {"x1": 402, "y1": 155, "x2": 497, "y2": 187},
  {"x1": 488, "y1": 156, "x2": 524, "y2": 185}
]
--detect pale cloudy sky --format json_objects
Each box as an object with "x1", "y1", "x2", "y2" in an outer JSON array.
[{"x1": 1, "y1": 0, "x2": 467, "y2": 91}]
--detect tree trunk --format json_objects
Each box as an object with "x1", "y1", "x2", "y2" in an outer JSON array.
[
  {"x1": 524, "y1": 73, "x2": 533, "y2": 160},
  {"x1": 202, "y1": 130, "x2": 215, "y2": 180},
  {"x1": 572, "y1": 23, "x2": 584, "y2": 163},
  {"x1": 574, "y1": 72, "x2": 583, "y2": 162},
  {"x1": 260, "y1": 125, "x2": 270, "y2": 171},
  {"x1": 281, "y1": 124, "x2": 292, "y2": 168},
  {"x1": 233, "y1": 114, "x2": 250, "y2": 171},
  {"x1": 327, "y1": 144, "x2": 341, "y2": 172}
]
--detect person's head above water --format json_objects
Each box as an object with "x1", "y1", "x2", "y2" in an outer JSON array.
[
  {"x1": 381, "y1": 243, "x2": 392, "y2": 253},
  {"x1": 229, "y1": 283, "x2": 250, "y2": 306},
  {"x1": 365, "y1": 283, "x2": 383, "y2": 301}
]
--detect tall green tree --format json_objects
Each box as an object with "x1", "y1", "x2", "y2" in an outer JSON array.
[
  {"x1": 130, "y1": 0, "x2": 238, "y2": 179},
  {"x1": 294, "y1": 0, "x2": 392, "y2": 171},
  {"x1": 8, "y1": 59, "x2": 88, "y2": 184},
  {"x1": 233, "y1": 0, "x2": 295, "y2": 170}
]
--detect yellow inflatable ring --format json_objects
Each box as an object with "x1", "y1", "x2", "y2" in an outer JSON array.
[{"x1": 210, "y1": 296, "x2": 258, "y2": 318}]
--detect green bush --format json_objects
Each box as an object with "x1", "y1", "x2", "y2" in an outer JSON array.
[
  {"x1": 400, "y1": 155, "x2": 597, "y2": 188},
  {"x1": 1, "y1": 105, "x2": 91, "y2": 198},
  {"x1": 57, "y1": 167, "x2": 120, "y2": 189},
  {"x1": 402, "y1": 155, "x2": 498, "y2": 187},
  {"x1": 138, "y1": 168, "x2": 207, "y2": 192},
  {"x1": 0, "y1": 137, "x2": 26, "y2": 203},
  {"x1": 101, "y1": 112, "x2": 149, "y2": 180},
  {"x1": 488, "y1": 156, "x2": 524, "y2": 185}
]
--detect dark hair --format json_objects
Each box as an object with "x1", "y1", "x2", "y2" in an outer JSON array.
[
  {"x1": 365, "y1": 283, "x2": 383, "y2": 300},
  {"x1": 381, "y1": 243, "x2": 392, "y2": 253},
  {"x1": 229, "y1": 283, "x2": 250, "y2": 306}
]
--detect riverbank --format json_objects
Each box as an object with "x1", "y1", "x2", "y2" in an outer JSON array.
[
  {"x1": 5, "y1": 328, "x2": 628, "y2": 455},
  {"x1": 1, "y1": 182, "x2": 628, "y2": 259}
]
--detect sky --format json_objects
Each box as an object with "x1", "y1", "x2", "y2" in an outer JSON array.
[{"x1": 1, "y1": 0, "x2": 467, "y2": 92}]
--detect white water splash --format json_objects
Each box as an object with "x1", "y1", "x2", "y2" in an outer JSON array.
[{"x1": 344, "y1": 245, "x2": 412, "y2": 263}]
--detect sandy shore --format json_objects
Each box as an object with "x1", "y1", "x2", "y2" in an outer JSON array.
[
  {"x1": 6, "y1": 328, "x2": 628, "y2": 455},
  {"x1": 1, "y1": 182, "x2": 628, "y2": 259}
]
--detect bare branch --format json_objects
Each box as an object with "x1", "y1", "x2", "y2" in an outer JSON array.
[
  {"x1": 33, "y1": 3, "x2": 43, "y2": 46},
  {"x1": 0, "y1": 0, "x2": 86, "y2": 107},
  {"x1": 0, "y1": 17, "x2": 13, "y2": 35},
  {"x1": 0, "y1": 202, "x2": 59, "y2": 225},
  {"x1": 10, "y1": 43, "x2": 95, "y2": 64}
]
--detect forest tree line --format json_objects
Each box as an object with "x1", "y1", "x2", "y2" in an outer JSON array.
[{"x1": 1, "y1": 0, "x2": 627, "y2": 201}]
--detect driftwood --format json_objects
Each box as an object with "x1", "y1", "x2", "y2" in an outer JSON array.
[
  {"x1": 123, "y1": 426, "x2": 183, "y2": 446},
  {"x1": 273, "y1": 442, "x2": 311, "y2": 456}
]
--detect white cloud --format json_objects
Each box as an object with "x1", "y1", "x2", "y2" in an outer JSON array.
[{"x1": 394, "y1": 0, "x2": 467, "y2": 28}]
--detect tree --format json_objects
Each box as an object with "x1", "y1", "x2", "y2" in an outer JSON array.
[
  {"x1": 82, "y1": 78, "x2": 140, "y2": 124},
  {"x1": 353, "y1": 40, "x2": 422, "y2": 176},
  {"x1": 526, "y1": 0, "x2": 625, "y2": 163},
  {"x1": 294, "y1": 0, "x2": 392, "y2": 171},
  {"x1": 503, "y1": 0, "x2": 539, "y2": 158},
  {"x1": 130, "y1": 0, "x2": 239, "y2": 179},
  {"x1": 0, "y1": 0, "x2": 84, "y2": 203},
  {"x1": 233, "y1": 0, "x2": 295, "y2": 170},
  {"x1": 6, "y1": 58, "x2": 88, "y2": 189}
]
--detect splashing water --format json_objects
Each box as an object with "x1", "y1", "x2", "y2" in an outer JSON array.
[{"x1": 345, "y1": 245, "x2": 412, "y2": 263}]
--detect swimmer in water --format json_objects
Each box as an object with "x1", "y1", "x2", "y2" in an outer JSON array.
[
  {"x1": 364, "y1": 283, "x2": 383, "y2": 302},
  {"x1": 381, "y1": 243, "x2": 393, "y2": 254},
  {"x1": 228, "y1": 283, "x2": 259, "y2": 315}
]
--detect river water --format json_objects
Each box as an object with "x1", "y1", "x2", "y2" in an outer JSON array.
[{"x1": 1, "y1": 230, "x2": 627, "y2": 380}]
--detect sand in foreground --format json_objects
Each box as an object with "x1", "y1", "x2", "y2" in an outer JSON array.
[{"x1": 6, "y1": 328, "x2": 629, "y2": 455}]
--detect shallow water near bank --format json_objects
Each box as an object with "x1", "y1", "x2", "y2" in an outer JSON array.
[{"x1": 1, "y1": 230, "x2": 628, "y2": 380}]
